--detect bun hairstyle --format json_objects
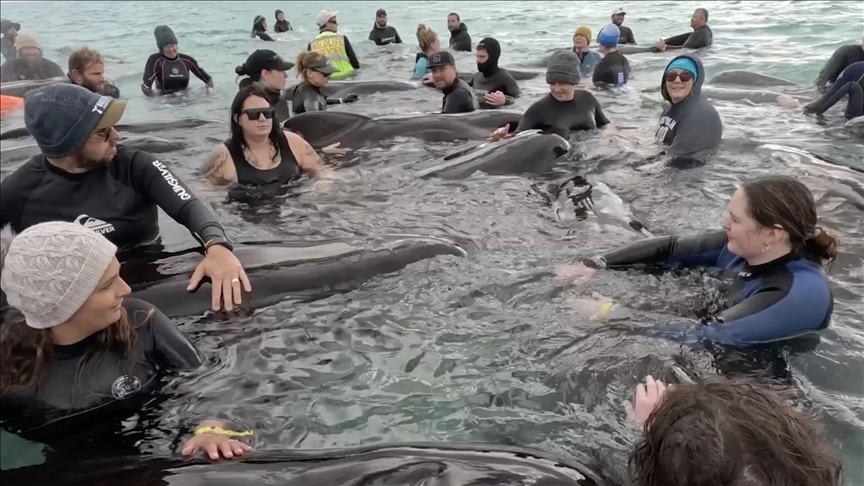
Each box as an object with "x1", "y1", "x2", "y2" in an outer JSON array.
[
  {"x1": 294, "y1": 51, "x2": 327, "y2": 84},
  {"x1": 417, "y1": 24, "x2": 438, "y2": 52},
  {"x1": 741, "y1": 175, "x2": 838, "y2": 264}
]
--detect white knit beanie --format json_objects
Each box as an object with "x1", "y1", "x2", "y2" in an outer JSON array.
[{"x1": 0, "y1": 222, "x2": 117, "y2": 329}]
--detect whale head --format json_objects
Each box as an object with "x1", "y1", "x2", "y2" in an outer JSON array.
[{"x1": 282, "y1": 112, "x2": 371, "y2": 149}]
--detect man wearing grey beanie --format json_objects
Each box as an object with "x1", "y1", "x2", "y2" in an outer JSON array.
[
  {"x1": 489, "y1": 50, "x2": 611, "y2": 141},
  {"x1": 0, "y1": 83, "x2": 252, "y2": 312}
]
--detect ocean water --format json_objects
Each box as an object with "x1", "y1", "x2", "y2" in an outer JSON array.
[{"x1": 1, "y1": 1, "x2": 863, "y2": 485}]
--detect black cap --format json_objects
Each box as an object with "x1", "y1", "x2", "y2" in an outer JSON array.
[
  {"x1": 427, "y1": 50, "x2": 456, "y2": 68},
  {"x1": 240, "y1": 49, "x2": 294, "y2": 76},
  {"x1": 376, "y1": 9, "x2": 387, "y2": 16}
]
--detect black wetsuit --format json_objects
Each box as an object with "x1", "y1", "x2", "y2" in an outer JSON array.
[
  {"x1": 666, "y1": 25, "x2": 713, "y2": 49},
  {"x1": 253, "y1": 30, "x2": 275, "y2": 42},
  {"x1": 592, "y1": 50, "x2": 630, "y2": 87},
  {"x1": 223, "y1": 134, "x2": 300, "y2": 186},
  {"x1": 516, "y1": 92, "x2": 610, "y2": 133},
  {"x1": 0, "y1": 146, "x2": 231, "y2": 253},
  {"x1": 618, "y1": 25, "x2": 636, "y2": 45},
  {"x1": 291, "y1": 83, "x2": 327, "y2": 115},
  {"x1": 141, "y1": 53, "x2": 212, "y2": 95},
  {"x1": 274, "y1": 20, "x2": 292, "y2": 33},
  {"x1": 0, "y1": 299, "x2": 201, "y2": 453},
  {"x1": 449, "y1": 23, "x2": 472, "y2": 52},
  {"x1": 469, "y1": 70, "x2": 520, "y2": 107},
  {"x1": 815, "y1": 45, "x2": 864, "y2": 91},
  {"x1": 0, "y1": 58, "x2": 64, "y2": 83},
  {"x1": 805, "y1": 61, "x2": 864, "y2": 119},
  {"x1": 0, "y1": 35, "x2": 15, "y2": 63},
  {"x1": 442, "y1": 78, "x2": 478, "y2": 114},
  {"x1": 369, "y1": 24, "x2": 402, "y2": 46}
]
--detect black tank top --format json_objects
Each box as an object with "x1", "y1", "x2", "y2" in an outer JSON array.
[{"x1": 223, "y1": 132, "x2": 300, "y2": 186}]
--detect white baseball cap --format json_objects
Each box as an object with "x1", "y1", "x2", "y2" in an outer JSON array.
[
  {"x1": 612, "y1": 7, "x2": 627, "y2": 15},
  {"x1": 316, "y1": 10, "x2": 338, "y2": 27}
]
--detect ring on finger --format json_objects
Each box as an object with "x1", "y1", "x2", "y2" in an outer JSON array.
[{"x1": 231, "y1": 278, "x2": 240, "y2": 283}]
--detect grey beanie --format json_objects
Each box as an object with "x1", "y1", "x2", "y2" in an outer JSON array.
[
  {"x1": 154, "y1": 25, "x2": 178, "y2": 50},
  {"x1": 546, "y1": 50, "x2": 581, "y2": 85},
  {"x1": 0, "y1": 222, "x2": 117, "y2": 329},
  {"x1": 23, "y1": 83, "x2": 126, "y2": 158}
]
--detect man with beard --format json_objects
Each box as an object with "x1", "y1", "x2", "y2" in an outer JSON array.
[
  {"x1": 0, "y1": 84, "x2": 251, "y2": 312},
  {"x1": 605, "y1": 7, "x2": 636, "y2": 45},
  {"x1": 67, "y1": 47, "x2": 120, "y2": 98},
  {"x1": 0, "y1": 32, "x2": 64, "y2": 82},
  {"x1": 447, "y1": 13, "x2": 472, "y2": 52},
  {"x1": 468, "y1": 37, "x2": 520, "y2": 108},
  {"x1": 428, "y1": 50, "x2": 477, "y2": 113},
  {"x1": 368, "y1": 9, "x2": 402, "y2": 46}
]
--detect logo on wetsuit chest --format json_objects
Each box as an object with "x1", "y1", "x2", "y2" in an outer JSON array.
[
  {"x1": 75, "y1": 214, "x2": 116, "y2": 234},
  {"x1": 111, "y1": 375, "x2": 142, "y2": 399},
  {"x1": 151, "y1": 160, "x2": 192, "y2": 200}
]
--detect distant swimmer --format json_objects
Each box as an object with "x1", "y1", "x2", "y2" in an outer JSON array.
[
  {"x1": 572, "y1": 26, "x2": 601, "y2": 76},
  {"x1": 236, "y1": 49, "x2": 295, "y2": 123},
  {"x1": 428, "y1": 50, "x2": 478, "y2": 114},
  {"x1": 0, "y1": 32, "x2": 64, "y2": 83},
  {"x1": 413, "y1": 24, "x2": 440, "y2": 82},
  {"x1": 274, "y1": 9, "x2": 293, "y2": 32},
  {"x1": 804, "y1": 61, "x2": 864, "y2": 119},
  {"x1": 291, "y1": 51, "x2": 358, "y2": 115},
  {"x1": 141, "y1": 26, "x2": 214, "y2": 97},
  {"x1": 604, "y1": 7, "x2": 636, "y2": 45},
  {"x1": 489, "y1": 51, "x2": 610, "y2": 141},
  {"x1": 447, "y1": 12, "x2": 472, "y2": 52},
  {"x1": 469, "y1": 37, "x2": 520, "y2": 109},
  {"x1": 593, "y1": 25, "x2": 630, "y2": 87},
  {"x1": 201, "y1": 84, "x2": 324, "y2": 187},
  {"x1": 655, "y1": 55, "x2": 722, "y2": 166},
  {"x1": 308, "y1": 10, "x2": 360, "y2": 81},
  {"x1": 369, "y1": 8, "x2": 402, "y2": 46},
  {"x1": 654, "y1": 8, "x2": 713, "y2": 51},
  {"x1": 0, "y1": 19, "x2": 21, "y2": 62},
  {"x1": 251, "y1": 15, "x2": 274, "y2": 41},
  {"x1": 67, "y1": 47, "x2": 120, "y2": 98},
  {"x1": 814, "y1": 35, "x2": 864, "y2": 92}
]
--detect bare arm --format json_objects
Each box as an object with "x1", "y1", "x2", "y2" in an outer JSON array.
[
  {"x1": 284, "y1": 131, "x2": 323, "y2": 174},
  {"x1": 200, "y1": 145, "x2": 237, "y2": 185}
]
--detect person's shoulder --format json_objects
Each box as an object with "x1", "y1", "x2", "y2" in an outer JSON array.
[
  {"x1": 1, "y1": 155, "x2": 45, "y2": 190},
  {"x1": 178, "y1": 52, "x2": 197, "y2": 61},
  {"x1": 123, "y1": 297, "x2": 157, "y2": 316},
  {"x1": 146, "y1": 52, "x2": 160, "y2": 61}
]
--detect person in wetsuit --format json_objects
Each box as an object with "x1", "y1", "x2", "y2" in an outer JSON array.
[
  {"x1": 654, "y1": 8, "x2": 713, "y2": 51},
  {"x1": 291, "y1": 51, "x2": 358, "y2": 115},
  {"x1": 236, "y1": 49, "x2": 295, "y2": 124},
  {"x1": 67, "y1": 47, "x2": 120, "y2": 98},
  {"x1": 0, "y1": 222, "x2": 252, "y2": 461},
  {"x1": 489, "y1": 51, "x2": 609, "y2": 140},
  {"x1": 572, "y1": 26, "x2": 601, "y2": 77},
  {"x1": 814, "y1": 36, "x2": 864, "y2": 92},
  {"x1": 469, "y1": 37, "x2": 520, "y2": 109},
  {"x1": 804, "y1": 61, "x2": 864, "y2": 119},
  {"x1": 0, "y1": 32, "x2": 64, "y2": 83},
  {"x1": 655, "y1": 54, "x2": 722, "y2": 166},
  {"x1": 0, "y1": 19, "x2": 21, "y2": 62},
  {"x1": 447, "y1": 13, "x2": 472, "y2": 52},
  {"x1": 369, "y1": 9, "x2": 402, "y2": 46},
  {"x1": 607, "y1": 7, "x2": 636, "y2": 44},
  {"x1": 141, "y1": 26, "x2": 213, "y2": 97},
  {"x1": 0, "y1": 84, "x2": 251, "y2": 312},
  {"x1": 428, "y1": 50, "x2": 478, "y2": 114},
  {"x1": 308, "y1": 10, "x2": 361, "y2": 81},
  {"x1": 563, "y1": 175, "x2": 836, "y2": 347},
  {"x1": 274, "y1": 10, "x2": 292, "y2": 32},
  {"x1": 593, "y1": 25, "x2": 630, "y2": 87},
  {"x1": 201, "y1": 84, "x2": 324, "y2": 188},
  {"x1": 251, "y1": 15, "x2": 274, "y2": 41},
  {"x1": 413, "y1": 24, "x2": 440, "y2": 81}
]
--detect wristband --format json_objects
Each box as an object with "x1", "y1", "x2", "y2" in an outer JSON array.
[
  {"x1": 195, "y1": 425, "x2": 253, "y2": 437},
  {"x1": 204, "y1": 238, "x2": 234, "y2": 253}
]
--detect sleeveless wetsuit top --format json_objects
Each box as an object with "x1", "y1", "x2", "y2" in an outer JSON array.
[{"x1": 223, "y1": 132, "x2": 300, "y2": 186}]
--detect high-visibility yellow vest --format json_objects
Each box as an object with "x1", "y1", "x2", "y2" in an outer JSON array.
[{"x1": 309, "y1": 31, "x2": 355, "y2": 80}]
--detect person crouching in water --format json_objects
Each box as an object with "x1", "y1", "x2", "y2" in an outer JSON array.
[
  {"x1": 67, "y1": 47, "x2": 120, "y2": 98},
  {"x1": 428, "y1": 50, "x2": 478, "y2": 114},
  {"x1": 141, "y1": 25, "x2": 214, "y2": 97},
  {"x1": 290, "y1": 51, "x2": 358, "y2": 115}
]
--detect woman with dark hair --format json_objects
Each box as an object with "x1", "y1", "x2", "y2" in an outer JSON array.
[
  {"x1": 560, "y1": 175, "x2": 837, "y2": 347},
  {"x1": 274, "y1": 10, "x2": 292, "y2": 32},
  {"x1": 200, "y1": 84, "x2": 324, "y2": 186},
  {"x1": 251, "y1": 15, "x2": 274, "y2": 42},
  {"x1": 235, "y1": 49, "x2": 294, "y2": 122},
  {"x1": 291, "y1": 51, "x2": 357, "y2": 115},
  {"x1": 0, "y1": 222, "x2": 250, "y2": 460}
]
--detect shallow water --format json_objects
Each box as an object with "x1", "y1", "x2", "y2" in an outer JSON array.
[{"x1": 1, "y1": 1, "x2": 863, "y2": 484}]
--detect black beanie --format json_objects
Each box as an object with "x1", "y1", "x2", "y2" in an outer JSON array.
[
  {"x1": 275, "y1": 9, "x2": 283, "y2": 18},
  {"x1": 154, "y1": 25, "x2": 178, "y2": 50}
]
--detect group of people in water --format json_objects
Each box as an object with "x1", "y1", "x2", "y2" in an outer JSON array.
[{"x1": 0, "y1": 6, "x2": 858, "y2": 485}]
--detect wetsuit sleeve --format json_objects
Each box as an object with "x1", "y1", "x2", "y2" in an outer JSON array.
[
  {"x1": 515, "y1": 101, "x2": 543, "y2": 131},
  {"x1": 502, "y1": 71, "x2": 521, "y2": 99},
  {"x1": 127, "y1": 149, "x2": 230, "y2": 250},
  {"x1": 257, "y1": 32, "x2": 274, "y2": 42},
  {"x1": 126, "y1": 298, "x2": 202, "y2": 370},
  {"x1": 442, "y1": 89, "x2": 474, "y2": 114},
  {"x1": 815, "y1": 46, "x2": 853, "y2": 88},
  {"x1": 682, "y1": 28, "x2": 709, "y2": 49},
  {"x1": 626, "y1": 28, "x2": 636, "y2": 45},
  {"x1": 344, "y1": 37, "x2": 361, "y2": 69},
  {"x1": 395, "y1": 29, "x2": 403, "y2": 44},
  {"x1": 601, "y1": 231, "x2": 728, "y2": 269},
  {"x1": 305, "y1": 96, "x2": 324, "y2": 111},
  {"x1": 141, "y1": 53, "x2": 158, "y2": 88},
  {"x1": 593, "y1": 97, "x2": 611, "y2": 128},
  {"x1": 179, "y1": 54, "x2": 213, "y2": 85},
  {"x1": 0, "y1": 169, "x2": 25, "y2": 231},
  {"x1": 592, "y1": 60, "x2": 609, "y2": 85}
]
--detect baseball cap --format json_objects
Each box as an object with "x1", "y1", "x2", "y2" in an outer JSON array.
[
  {"x1": 306, "y1": 56, "x2": 339, "y2": 74},
  {"x1": 427, "y1": 50, "x2": 456, "y2": 68},
  {"x1": 612, "y1": 7, "x2": 627, "y2": 15},
  {"x1": 376, "y1": 9, "x2": 387, "y2": 16},
  {"x1": 241, "y1": 49, "x2": 295, "y2": 76},
  {"x1": 316, "y1": 10, "x2": 338, "y2": 27}
]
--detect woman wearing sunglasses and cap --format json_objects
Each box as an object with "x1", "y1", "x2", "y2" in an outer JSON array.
[{"x1": 290, "y1": 51, "x2": 358, "y2": 115}]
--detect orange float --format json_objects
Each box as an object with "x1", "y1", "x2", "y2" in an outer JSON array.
[{"x1": 0, "y1": 94, "x2": 24, "y2": 116}]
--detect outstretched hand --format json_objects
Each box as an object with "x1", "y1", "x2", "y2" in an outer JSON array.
[
  {"x1": 625, "y1": 375, "x2": 668, "y2": 427},
  {"x1": 187, "y1": 245, "x2": 251, "y2": 312},
  {"x1": 343, "y1": 93, "x2": 359, "y2": 103},
  {"x1": 487, "y1": 123, "x2": 512, "y2": 142}
]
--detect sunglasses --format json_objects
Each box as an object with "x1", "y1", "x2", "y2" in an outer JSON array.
[
  {"x1": 664, "y1": 70, "x2": 694, "y2": 83},
  {"x1": 91, "y1": 126, "x2": 114, "y2": 141},
  {"x1": 328, "y1": 18, "x2": 338, "y2": 24},
  {"x1": 243, "y1": 107, "x2": 275, "y2": 120}
]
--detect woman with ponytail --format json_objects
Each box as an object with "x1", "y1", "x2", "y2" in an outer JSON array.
[
  {"x1": 413, "y1": 24, "x2": 440, "y2": 81},
  {"x1": 290, "y1": 51, "x2": 358, "y2": 115},
  {"x1": 559, "y1": 175, "x2": 837, "y2": 347}
]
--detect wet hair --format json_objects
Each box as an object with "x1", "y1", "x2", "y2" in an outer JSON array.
[
  {"x1": 67, "y1": 47, "x2": 103, "y2": 75},
  {"x1": 448, "y1": 12, "x2": 460, "y2": 22},
  {"x1": 228, "y1": 83, "x2": 283, "y2": 152},
  {"x1": 741, "y1": 175, "x2": 838, "y2": 264},
  {"x1": 629, "y1": 378, "x2": 842, "y2": 486},
  {"x1": 695, "y1": 8, "x2": 709, "y2": 21},
  {"x1": 294, "y1": 51, "x2": 328, "y2": 85},
  {"x1": 416, "y1": 24, "x2": 438, "y2": 53}
]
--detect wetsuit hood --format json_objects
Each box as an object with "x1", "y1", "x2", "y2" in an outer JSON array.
[
  {"x1": 476, "y1": 37, "x2": 501, "y2": 76},
  {"x1": 1, "y1": 19, "x2": 21, "y2": 34},
  {"x1": 661, "y1": 53, "x2": 706, "y2": 102}
]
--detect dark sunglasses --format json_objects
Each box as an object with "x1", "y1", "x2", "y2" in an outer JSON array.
[
  {"x1": 327, "y1": 18, "x2": 338, "y2": 24},
  {"x1": 91, "y1": 126, "x2": 114, "y2": 141},
  {"x1": 664, "y1": 70, "x2": 694, "y2": 83},
  {"x1": 242, "y1": 107, "x2": 275, "y2": 120}
]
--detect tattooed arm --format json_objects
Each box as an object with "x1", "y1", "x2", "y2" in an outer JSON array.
[
  {"x1": 200, "y1": 145, "x2": 237, "y2": 185},
  {"x1": 284, "y1": 131, "x2": 326, "y2": 176}
]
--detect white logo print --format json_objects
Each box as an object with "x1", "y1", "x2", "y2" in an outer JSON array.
[
  {"x1": 75, "y1": 214, "x2": 116, "y2": 234},
  {"x1": 433, "y1": 54, "x2": 442, "y2": 62},
  {"x1": 152, "y1": 160, "x2": 192, "y2": 200},
  {"x1": 111, "y1": 375, "x2": 142, "y2": 399},
  {"x1": 91, "y1": 95, "x2": 112, "y2": 115}
]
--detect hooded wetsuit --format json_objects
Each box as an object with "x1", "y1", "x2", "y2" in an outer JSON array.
[
  {"x1": 0, "y1": 146, "x2": 231, "y2": 254},
  {"x1": 449, "y1": 23, "x2": 472, "y2": 52},
  {"x1": 223, "y1": 133, "x2": 300, "y2": 186},
  {"x1": 0, "y1": 299, "x2": 201, "y2": 453},
  {"x1": 805, "y1": 61, "x2": 864, "y2": 119},
  {"x1": 596, "y1": 231, "x2": 833, "y2": 347},
  {"x1": 815, "y1": 44, "x2": 864, "y2": 91},
  {"x1": 441, "y1": 78, "x2": 478, "y2": 114},
  {"x1": 141, "y1": 53, "x2": 212, "y2": 95},
  {"x1": 469, "y1": 38, "x2": 520, "y2": 108},
  {"x1": 274, "y1": 11, "x2": 292, "y2": 32},
  {"x1": 369, "y1": 23, "x2": 402, "y2": 46},
  {"x1": 593, "y1": 50, "x2": 630, "y2": 87},
  {"x1": 516, "y1": 92, "x2": 610, "y2": 133},
  {"x1": 655, "y1": 54, "x2": 722, "y2": 166}
]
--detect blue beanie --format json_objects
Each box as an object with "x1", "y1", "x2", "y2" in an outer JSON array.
[
  {"x1": 665, "y1": 57, "x2": 699, "y2": 81},
  {"x1": 598, "y1": 24, "x2": 620, "y2": 47}
]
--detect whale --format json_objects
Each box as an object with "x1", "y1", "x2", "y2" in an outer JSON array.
[
  {"x1": 282, "y1": 110, "x2": 524, "y2": 149},
  {"x1": 700, "y1": 86, "x2": 813, "y2": 105},
  {"x1": 845, "y1": 115, "x2": 864, "y2": 137},
  {"x1": 458, "y1": 69, "x2": 542, "y2": 83},
  {"x1": 283, "y1": 80, "x2": 418, "y2": 103},
  {"x1": 123, "y1": 235, "x2": 467, "y2": 317},
  {"x1": 0, "y1": 135, "x2": 188, "y2": 164},
  {"x1": 0, "y1": 76, "x2": 68, "y2": 98},
  {"x1": 0, "y1": 118, "x2": 220, "y2": 141},
  {"x1": 416, "y1": 130, "x2": 570, "y2": 179},
  {"x1": 708, "y1": 70, "x2": 799, "y2": 87}
]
